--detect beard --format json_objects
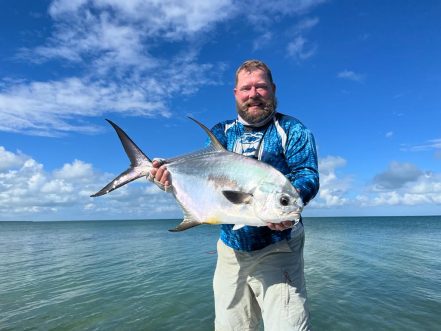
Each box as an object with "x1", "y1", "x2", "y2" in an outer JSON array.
[{"x1": 236, "y1": 96, "x2": 278, "y2": 125}]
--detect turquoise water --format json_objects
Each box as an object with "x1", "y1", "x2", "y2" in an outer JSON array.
[{"x1": 0, "y1": 216, "x2": 440, "y2": 330}]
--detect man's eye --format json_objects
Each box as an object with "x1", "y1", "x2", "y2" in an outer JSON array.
[{"x1": 256, "y1": 85, "x2": 268, "y2": 91}]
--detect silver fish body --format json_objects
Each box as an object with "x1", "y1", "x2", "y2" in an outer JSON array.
[{"x1": 91, "y1": 118, "x2": 303, "y2": 231}]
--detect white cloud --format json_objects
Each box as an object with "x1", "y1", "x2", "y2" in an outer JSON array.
[
  {"x1": 1, "y1": 148, "x2": 440, "y2": 220},
  {"x1": 286, "y1": 17, "x2": 319, "y2": 61},
  {"x1": 0, "y1": 146, "x2": 179, "y2": 221},
  {"x1": 295, "y1": 17, "x2": 320, "y2": 31},
  {"x1": 287, "y1": 36, "x2": 317, "y2": 61},
  {"x1": 337, "y1": 70, "x2": 365, "y2": 82},
  {"x1": 0, "y1": 77, "x2": 169, "y2": 136},
  {"x1": 54, "y1": 159, "x2": 94, "y2": 179},
  {"x1": 244, "y1": 0, "x2": 326, "y2": 24},
  {"x1": 49, "y1": 0, "x2": 234, "y2": 38},
  {"x1": 1, "y1": 0, "x2": 330, "y2": 136},
  {"x1": 253, "y1": 32, "x2": 273, "y2": 51},
  {"x1": 312, "y1": 155, "x2": 351, "y2": 208},
  {"x1": 401, "y1": 138, "x2": 441, "y2": 152},
  {"x1": 0, "y1": 147, "x2": 29, "y2": 171},
  {"x1": 2, "y1": 1, "x2": 234, "y2": 136},
  {"x1": 372, "y1": 161, "x2": 422, "y2": 191},
  {"x1": 308, "y1": 157, "x2": 441, "y2": 214},
  {"x1": 356, "y1": 163, "x2": 441, "y2": 208}
]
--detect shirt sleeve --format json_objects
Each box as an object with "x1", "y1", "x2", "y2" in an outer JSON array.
[{"x1": 283, "y1": 123, "x2": 320, "y2": 205}]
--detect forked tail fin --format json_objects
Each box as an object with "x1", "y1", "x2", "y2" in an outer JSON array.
[{"x1": 90, "y1": 119, "x2": 152, "y2": 197}]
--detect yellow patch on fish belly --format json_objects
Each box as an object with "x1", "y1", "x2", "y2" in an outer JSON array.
[{"x1": 204, "y1": 216, "x2": 221, "y2": 225}]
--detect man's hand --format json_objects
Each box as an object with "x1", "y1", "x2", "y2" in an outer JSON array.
[
  {"x1": 267, "y1": 221, "x2": 294, "y2": 231},
  {"x1": 148, "y1": 159, "x2": 172, "y2": 191}
]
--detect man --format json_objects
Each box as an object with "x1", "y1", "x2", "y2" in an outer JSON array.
[{"x1": 150, "y1": 60, "x2": 319, "y2": 330}]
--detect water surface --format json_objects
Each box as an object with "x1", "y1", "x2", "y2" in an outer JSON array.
[{"x1": 1, "y1": 216, "x2": 440, "y2": 330}]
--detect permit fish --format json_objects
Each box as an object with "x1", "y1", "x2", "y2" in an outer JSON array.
[{"x1": 91, "y1": 118, "x2": 303, "y2": 231}]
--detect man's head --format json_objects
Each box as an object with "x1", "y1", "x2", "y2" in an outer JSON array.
[{"x1": 234, "y1": 60, "x2": 277, "y2": 125}]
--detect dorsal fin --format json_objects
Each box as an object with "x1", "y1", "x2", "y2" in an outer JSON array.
[{"x1": 188, "y1": 117, "x2": 225, "y2": 151}]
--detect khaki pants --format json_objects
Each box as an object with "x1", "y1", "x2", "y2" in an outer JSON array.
[{"x1": 213, "y1": 225, "x2": 310, "y2": 331}]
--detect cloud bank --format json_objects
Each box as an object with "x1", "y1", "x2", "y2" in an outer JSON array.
[
  {"x1": 310, "y1": 155, "x2": 441, "y2": 214},
  {"x1": 0, "y1": 146, "x2": 179, "y2": 221},
  {"x1": 1, "y1": 146, "x2": 439, "y2": 220}
]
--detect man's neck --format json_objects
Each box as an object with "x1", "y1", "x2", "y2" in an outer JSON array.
[{"x1": 237, "y1": 111, "x2": 275, "y2": 128}]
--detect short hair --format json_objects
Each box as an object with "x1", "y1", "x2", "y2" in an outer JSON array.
[{"x1": 235, "y1": 60, "x2": 274, "y2": 86}]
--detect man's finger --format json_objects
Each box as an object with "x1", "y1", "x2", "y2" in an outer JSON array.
[
  {"x1": 267, "y1": 222, "x2": 292, "y2": 231},
  {"x1": 152, "y1": 158, "x2": 166, "y2": 167},
  {"x1": 147, "y1": 168, "x2": 157, "y2": 182},
  {"x1": 155, "y1": 166, "x2": 165, "y2": 181},
  {"x1": 281, "y1": 221, "x2": 293, "y2": 228},
  {"x1": 160, "y1": 169, "x2": 170, "y2": 186},
  {"x1": 275, "y1": 224, "x2": 285, "y2": 231},
  {"x1": 266, "y1": 223, "x2": 278, "y2": 231}
]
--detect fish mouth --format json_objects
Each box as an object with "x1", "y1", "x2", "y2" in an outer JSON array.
[
  {"x1": 282, "y1": 208, "x2": 303, "y2": 220},
  {"x1": 255, "y1": 211, "x2": 302, "y2": 224}
]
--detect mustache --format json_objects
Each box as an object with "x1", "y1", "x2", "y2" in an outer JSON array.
[{"x1": 242, "y1": 98, "x2": 266, "y2": 109}]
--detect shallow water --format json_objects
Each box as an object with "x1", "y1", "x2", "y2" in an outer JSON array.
[{"x1": 1, "y1": 216, "x2": 440, "y2": 330}]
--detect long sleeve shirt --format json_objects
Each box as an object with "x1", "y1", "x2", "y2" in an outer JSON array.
[{"x1": 210, "y1": 112, "x2": 319, "y2": 251}]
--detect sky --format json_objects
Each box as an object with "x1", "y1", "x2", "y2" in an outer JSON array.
[{"x1": 0, "y1": 0, "x2": 440, "y2": 221}]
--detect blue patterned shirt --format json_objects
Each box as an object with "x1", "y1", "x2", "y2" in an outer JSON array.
[{"x1": 211, "y1": 112, "x2": 319, "y2": 251}]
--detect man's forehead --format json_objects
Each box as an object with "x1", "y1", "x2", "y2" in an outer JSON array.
[
  {"x1": 238, "y1": 67, "x2": 265, "y2": 76},
  {"x1": 237, "y1": 68, "x2": 269, "y2": 82}
]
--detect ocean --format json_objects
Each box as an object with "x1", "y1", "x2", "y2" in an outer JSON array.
[{"x1": 0, "y1": 216, "x2": 440, "y2": 331}]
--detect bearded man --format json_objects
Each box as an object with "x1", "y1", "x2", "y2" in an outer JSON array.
[{"x1": 150, "y1": 60, "x2": 319, "y2": 331}]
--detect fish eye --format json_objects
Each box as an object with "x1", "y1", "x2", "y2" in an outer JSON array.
[{"x1": 280, "y1": 195, "x2": 290, "y2": 206}]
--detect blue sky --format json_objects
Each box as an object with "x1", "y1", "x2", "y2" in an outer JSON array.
[{"x1": 1, "y1": 0, "x2": 440, "y2": 221}]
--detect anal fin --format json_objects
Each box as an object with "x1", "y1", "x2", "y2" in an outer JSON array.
[
  {"x1": 169, "y1": 198, "x2": 201, "y2": 232},
  {"x1": 232, "y1": 224, "x2": 246, "y2": 231},
  {"x1": 169, "y1": 218, "x2": 201, "y2": 232}
]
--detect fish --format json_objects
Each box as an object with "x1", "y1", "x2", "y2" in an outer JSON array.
[{"x1": 91, "y1": 118, "x2": 304, "y2": 231}]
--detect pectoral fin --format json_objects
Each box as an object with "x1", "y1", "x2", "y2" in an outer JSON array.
[{"x1": 222, "y1": 191, "x2": 253, "y2": 205}]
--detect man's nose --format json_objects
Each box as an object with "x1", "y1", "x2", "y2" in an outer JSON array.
[{"x1": 249, "y1": 86, "x2": 259, "y2": 98}]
